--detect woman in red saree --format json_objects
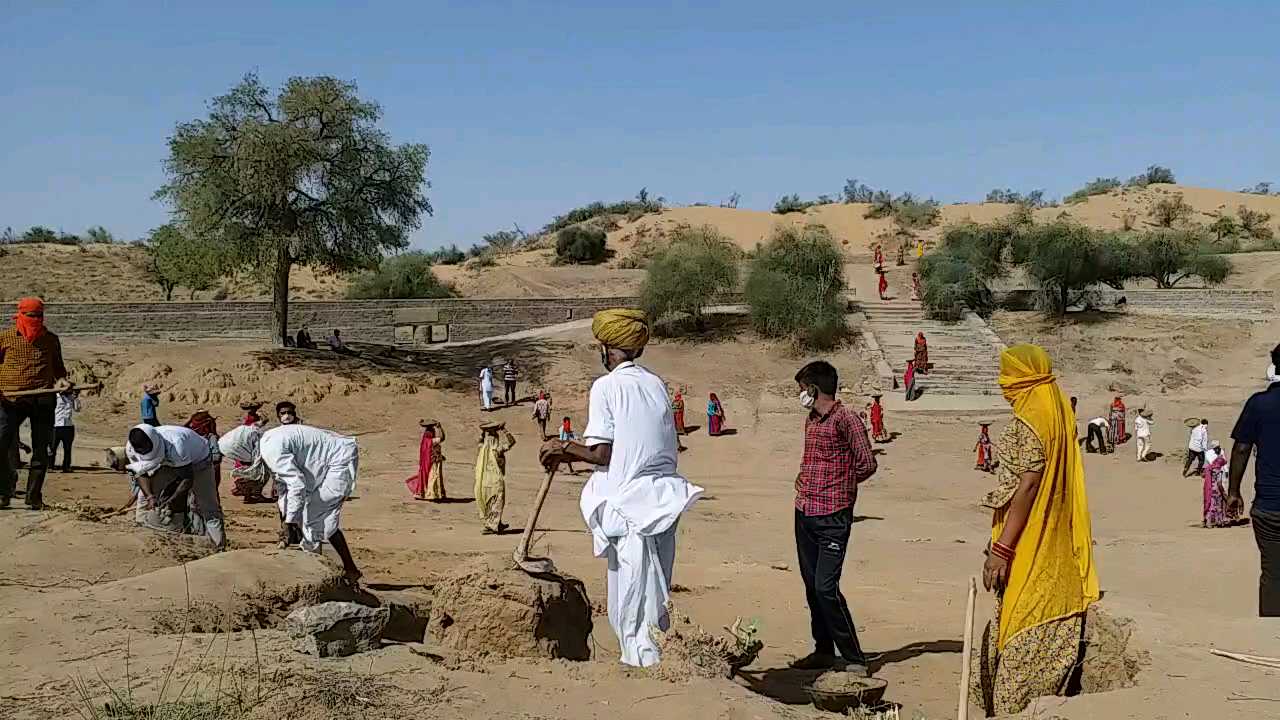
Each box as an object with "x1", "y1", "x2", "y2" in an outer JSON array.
[
  {"x1": 707, "y1": 393, "x2": 726, "y2": 436},
  {"x1": 671, "y1": 387, "x2": 686, "y2": 435},
  {"x1": 869, "y1": 395, "x2": 889, "y2": 442},
  {"x1": 914, "y1": 332, "x2": 930, "y2": 374},
  {"x1": 974, "y1": 422, "x2": 994, "y2": 472},
  {"x1": 406, "y1": 419, "x2": 447, "y2": 501},
  {"x1": 1108, "y1": 396, "x2": 1127, "y2": 445},
  {"x1": 904, "y1": 360, "x2": 919, "y2": 401},
  {"x1": 877, "y1": 271, "x2": 889, "y2": 300}
]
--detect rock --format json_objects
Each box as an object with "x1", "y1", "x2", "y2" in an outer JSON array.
[
  {"x1": 377, "y1": 588, "x2": 433, "y2": 643},
  {"x1": 427, "y1": 554, "x2": 592, "y2": 660},
  {"x1": 285, "y1": 602, "x2": 390, "y2": 657}
]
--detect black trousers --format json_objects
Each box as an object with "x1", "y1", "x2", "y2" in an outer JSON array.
[
  {"x1": 1184, "y1": 449, "x2": 1205, "y2": 475},
  {"x1": 504, "y1": 380, "x2": 517, "y2": 404},
  {"x1": 50, "y1": 426, "x2": 75, "y2": 472},
  {"x1": 0, "y1": 397, "x2": 55, "y2": 506},
  {"x1": 795, "y1": 508, "x2": 867, "y2": 664},
  {"x1": 1085, "y1": 424, "x2": 1108, "y2": 454},
  {"x1": 1253, "y1": 507, "x2": 1280, "y2": 617}
]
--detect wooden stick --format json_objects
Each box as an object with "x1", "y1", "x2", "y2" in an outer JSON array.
[
  {"x1": 0, "y1": 382, "x2": 101, "y2": 399},
  {"x1": 958, "y1": 576, "x2": 977, "y2": 720},
  {"x1": 514, "y1": 467, "x2": 557, "y2": 562},
  {"x1": 1210, "y1": 649, "x2": 1280, "y2": 669}
]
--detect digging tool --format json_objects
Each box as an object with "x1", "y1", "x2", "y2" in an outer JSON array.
[
  {"x1": 512, "y1": 467, "x2": 558, "y2": 574},
  {"x1": 957, "y1": 576, "x2": 977, "y2": 720},
  {"x1": 0, "y1": 383, "x2": 102, "y2": 399}
]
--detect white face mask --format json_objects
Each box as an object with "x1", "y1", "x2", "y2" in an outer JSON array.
[{"x1": 800, "y1": 390, "x2": 816, "y2": 409}]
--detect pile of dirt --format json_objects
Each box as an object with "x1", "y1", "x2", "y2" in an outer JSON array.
[
  {"x1": 1079, "y1": 606, "x2": 1150, "y2": 693},
  {"x1": 649, "y1": 608, "x2": 762, "y2": 681},
  {"x1": 69, "y1": 549, "x2": 355, "y2": 633},
  {"x1": 425, "y1": 553, "x2": 592, "y2": 660}
]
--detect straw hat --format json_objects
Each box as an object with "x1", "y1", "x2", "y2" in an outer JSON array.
[{"x1": 479, "y1": 420, "x2": 506, "y2": 431}]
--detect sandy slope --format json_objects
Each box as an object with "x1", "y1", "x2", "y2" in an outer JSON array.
[
  {"x1": 2, "y1": 303, "x2": 1278, "y2": 718},
  {"x1": 5, "y1": 184, "x2": 1275, "y2": 303}
]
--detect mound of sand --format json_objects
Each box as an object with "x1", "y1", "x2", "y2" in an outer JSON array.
[
  {"x1": 74, "y1": 549, "x2": 354, "y2": 633},
  {"x1": 1079, "y1": 606, "x2": 1150, "y2": 693},
  {"x1": 426, "y1": 554, "x2": 592, "y2": 660}
]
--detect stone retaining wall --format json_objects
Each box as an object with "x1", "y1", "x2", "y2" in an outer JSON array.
[
  {"x1": 11, "y1": 294, "x2": 745, "y2": 345},
  {"x1": 994, "y1": 289, "x2": 1274, "y2": 316}
]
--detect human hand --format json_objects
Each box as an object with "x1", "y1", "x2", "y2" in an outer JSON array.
[
  {"x1": 982, "y1": 552, "x2": 1009, "y2": 592},
  {"x1": 53, "y1": 378, "x2": 73, "y2": 392},
  {"x1": 539, "y1": 439, "x2": 566, "y2": 469},
  {"x1": 1227, "y1": 491, "x2": 1245, "y2": 517}
]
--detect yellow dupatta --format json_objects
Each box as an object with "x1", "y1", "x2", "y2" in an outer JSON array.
[{"x1": 994, "y1": 344, "x2": 1099, "y2": 650}]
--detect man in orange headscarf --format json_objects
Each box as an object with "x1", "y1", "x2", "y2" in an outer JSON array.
[{"x1": 1, "y1": 298, "x2": 70, "y2": 509}]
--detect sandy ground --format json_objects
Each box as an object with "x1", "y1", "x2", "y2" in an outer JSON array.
[{"x1": 1, "y1": 300, "x2": 1278, "y2": 719}]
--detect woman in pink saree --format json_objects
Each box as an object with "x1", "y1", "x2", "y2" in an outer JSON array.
[{"x1": 406, "y1": 419, "x2": 446, "y2": 501}]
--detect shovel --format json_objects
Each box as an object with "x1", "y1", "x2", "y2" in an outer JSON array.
[{"x1": 512, "y1": 467, "x2": 558, "y2": 575}]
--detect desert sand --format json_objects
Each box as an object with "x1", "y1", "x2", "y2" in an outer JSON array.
[{"x1": 1, "y1": 266, "x2": 1277, "y2": 720}]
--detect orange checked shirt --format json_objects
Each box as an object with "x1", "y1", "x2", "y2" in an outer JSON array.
[{"x1": 0, "y1": 328, "x2": 68, "y2": 396}]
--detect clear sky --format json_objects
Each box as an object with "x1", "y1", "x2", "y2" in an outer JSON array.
[{"x1": 3, "y1": 1, "x2": 1278, "y2": 250}]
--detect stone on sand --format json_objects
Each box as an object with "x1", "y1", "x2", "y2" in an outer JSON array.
[
  {"x1": 427, "y1": 553, "x2": 592, "y2": 660},
  {"x1": 286, "y1": 601, "x2": 390, "y2": 657}
]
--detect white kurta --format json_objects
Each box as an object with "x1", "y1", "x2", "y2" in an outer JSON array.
[
  {"x1": 259, "y1": 424, "x2": 359, "y2": 551},
  {"x1": 480, "y1": 367, "x2": 494, "y2": 409},
  {"x1": 580, "y1": 361, "x2": 703, "y2": 667}
]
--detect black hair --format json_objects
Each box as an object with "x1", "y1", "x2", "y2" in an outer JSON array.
[
  {"x1": 276, "y1": 401, "x2": 297, "y2": 415},
  {"x1": 794, "y1": 360, "x2": 839, "y2": 396},
  {"x1": 562, "y1": 416, "x2": 571, "y2": 422},
  {"x1": 1273, "y1": 342, "x2": 1280, "y2": 368},
  {"x1": 128, "y1": 428, "x2": 153, "y2": 454}
]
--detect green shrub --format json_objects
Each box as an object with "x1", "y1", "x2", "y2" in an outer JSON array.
[
  {"x1": 1237, "y1": 205, "x2": 1274, "y2": 241},
  {"x1": 842, "y1": 179, "x2": 876, "y2": 203},
  {"x1": 893, "y1": 194, "x2": 941, "y2": 229},
  {"x1": 1148, "y1": 193, "x2": 1194, "y2": 227},
  {"x1": 1063, "y1": 177, "x2": 1121, "y2": 204},
  {"x1": 640, "y1": 225, "x2": 740, "y2": 332},
  {"x1": 555, "y1": 225, "x2": 608, "y2": 264},
  {"x1": 984, "y1": 189, "x2": 1050, "y2": 207},
  {"x1": 345, "y1": 251, "x2": 456, "y2": 299},
  {"x1": 918, "y1": 222, "x2": 1015, "y2": 319},
  {"x1": 543, "y1": 189, "x2": 664, "y2": 233},
  {"x1": 424, "y1": 244, "x2": 466, "y2": 265},
  {"x1": 1128, "y1": 229, "x2": 1230, "y2": 288},
  {"x1": 773, "y1": 194, "x2": 812, "y2": 214},
  {"x1": 1012, "y1": 221, "x2": 1136, "y2": 314},
  {"x1": 1127, "y1": 164, "x2": 1176, "y2": 187},
  {"x1": 744, "y1": 224, "x2": 847, "y2": 348}
]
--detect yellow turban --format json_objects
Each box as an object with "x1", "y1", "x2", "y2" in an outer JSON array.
[{"x1": 591, "y1": 309, "x2": 650, "y2": 351}]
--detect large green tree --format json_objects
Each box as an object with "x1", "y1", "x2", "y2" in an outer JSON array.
[
  {"x1": 144, "y1": 224, "x2": 226, "y2": 300},
  {"x1": 1129, "y1": 229, "x2": 1230, "y2": 289},
  {"x1": 640, "y1": 225, "x2": 740, "y2": 331},
  {"x1": 156, "y1": 73, "x2": 431, "y2": 343}
]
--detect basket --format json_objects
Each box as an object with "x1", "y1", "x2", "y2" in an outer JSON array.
[{"x1": 806, "y1": 677, "x2": 888, "y2": 713}]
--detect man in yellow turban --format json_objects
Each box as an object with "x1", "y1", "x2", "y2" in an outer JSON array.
[{"x1": 539, "y1": 308, "x2": 703, "y2": 667}]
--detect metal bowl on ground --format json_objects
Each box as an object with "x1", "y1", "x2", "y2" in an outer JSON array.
[{"x1": 805, "y1": 676, "x2": 889, "y2": 713}]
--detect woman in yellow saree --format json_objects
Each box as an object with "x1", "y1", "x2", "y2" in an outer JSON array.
[{"x1": 972, "y1": 344, "x2": 1100, "y2": 717}]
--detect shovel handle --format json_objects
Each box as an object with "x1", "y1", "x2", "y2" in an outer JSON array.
[
  {"x1": 514, "y1": 467, "x2": 557, "y2": 561},
  {"x1": 1, "y1": 383, "x2": 102, "y2": 399}
]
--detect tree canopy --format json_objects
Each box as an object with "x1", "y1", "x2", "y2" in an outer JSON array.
[
  {"x1": 640, "y1": 225, "x2": 740, "y2": 332},
  {"x1": 144, "y1": 224, "x2": 225, "y2": 301},
  {"x1": 155, "y1": 73, "x2": 431, "y2": 343},
  {"x1": 346, "y1": 251, "x2": 456, "y2": 299},
  {"x1": 744, "y1": 223, "x2": 846, "y2": 348}
]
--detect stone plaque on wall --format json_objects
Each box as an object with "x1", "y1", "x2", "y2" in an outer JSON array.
[
  {"x1": 394, "y1": 308, "x2": 441, "y2": 324},
  {"x1": 394, "y1": 325, "x2": 415, "y2": 344},
  {"x1": 430, "y1": 324, "x2": 449, "y2": 343}
]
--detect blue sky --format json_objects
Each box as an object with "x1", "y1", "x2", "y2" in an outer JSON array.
[{"x1": 2, "y1": 1, "x2": 1278, "y2": 250}]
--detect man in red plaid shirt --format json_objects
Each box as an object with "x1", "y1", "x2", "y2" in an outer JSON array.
[{"x1": 791, "y1": 360, "x2": 878, "y2": 674}]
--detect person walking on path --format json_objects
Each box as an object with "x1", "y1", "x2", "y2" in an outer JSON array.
[
  {"x1": 406, "y1": 419, "x2": 446, "y2": 501},
  {"x1": 50, "y1": 387, "x2": 81, "y2": 472},
  {"x1": 1134, "y1": 409, "x2": 1154, "y2": 461},
  {"x1": 707, "y1": 393, "x2": 726, "y2": 436},
  {"x1": 538, "y1": 308, "x2": 703, "y2": 667},
  {"x1": 0, "y1": 297, "x2": 70, "y2": 509},
  {"x1": 532, "y1": 391, "x2": 552, "y2": 439},
  {"x1": 474, "y1": 420, "x2": 515, "y2": 534},
  {"x1": 869, "y1": 395, "x2": 889, "y2": 443},
  {"x1": 1227, "y1": 343, "x2": 1280, "y2": 616},
  {"x1": 502, "y1": 359, "x2": 520, "y2": 405},
  {"x1": 972, "y1": 344, "x2": 1098, "y2": 716},
  {"x1": 478, "y1": 366, "x2": 494, "y2": 411},
  {"x1": 1184, "y1": 419, "x2": 1210, "y2": 477},
  {"x1": 140, "y1": 383, "x2": 161, "y2": 426},
  {"x1": 789, "y1": 360, "x2": 877, "y2": 675}
]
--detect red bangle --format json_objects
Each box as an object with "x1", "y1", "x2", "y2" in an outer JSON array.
[{"x1": 991, "y1": 541, "x2": 1016, "y2": 562}]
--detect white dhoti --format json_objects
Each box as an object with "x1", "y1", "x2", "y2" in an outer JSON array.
[
  {"x1": 601, "y1": 506, "x2": 679, "y2": 667},
  {"x1": 583, "y1": 475, "x2": 701, "y2": 667}
]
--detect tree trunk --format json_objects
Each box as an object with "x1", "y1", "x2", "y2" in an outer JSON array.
[
  {"x1": 273, "y1": 244, "x2": 293, "y2": 347},
  {"x1": 164, "y1": 284, "x2": 174, "y2": 302}
]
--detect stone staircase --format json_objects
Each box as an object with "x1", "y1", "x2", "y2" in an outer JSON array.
[{"x1": 859, "y1": 299, "x2": 1005, "y2": 397}]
